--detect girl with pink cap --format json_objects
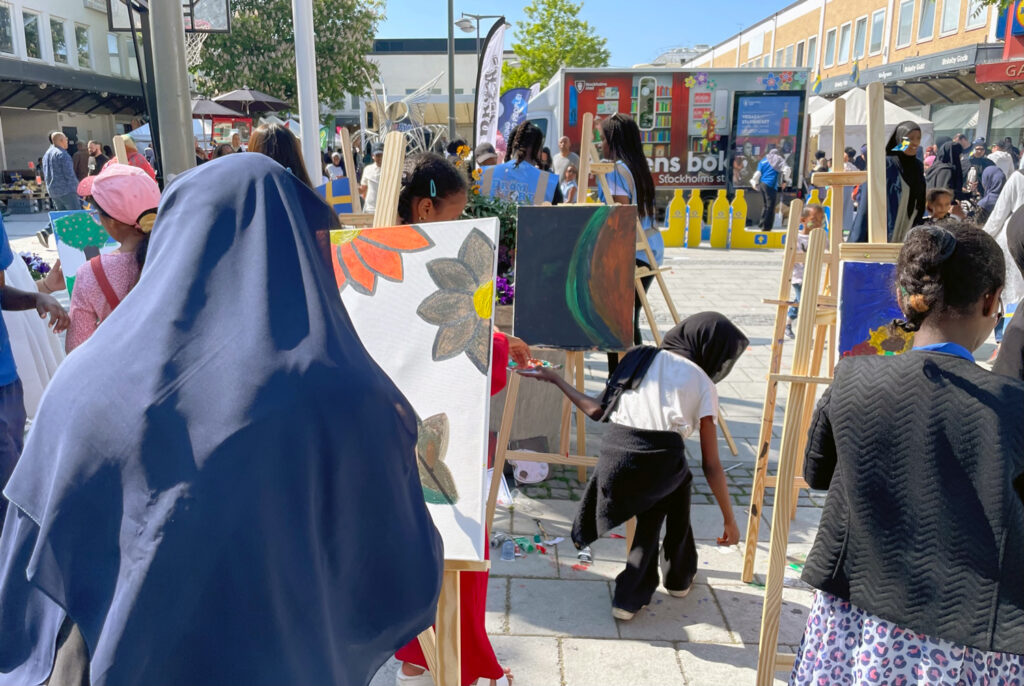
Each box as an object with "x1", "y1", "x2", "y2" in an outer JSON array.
[{"x1": 67, "y1": 164, "x2": 160, "y2": 352}]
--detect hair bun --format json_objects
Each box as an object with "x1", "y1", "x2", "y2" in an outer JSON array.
[{"x1": 912, "y1": 225, "x2": 958, "y2": 263}]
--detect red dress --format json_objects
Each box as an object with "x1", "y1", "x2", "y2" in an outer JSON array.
[{"x1": 394, "y1": 332, "x2": 509, "y2": 684}]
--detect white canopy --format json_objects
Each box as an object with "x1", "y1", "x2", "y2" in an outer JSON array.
[
  {"x1": 809, "y1": 87, "x2": 934, "y2": 154},
  {"x1": 127, "y1": 120, "x2": 208, "y2": 148}
]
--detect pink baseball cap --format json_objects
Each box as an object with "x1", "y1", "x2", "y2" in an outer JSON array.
[{"x1": 77, "y1": 163, "x2": 160, "y2": 228}]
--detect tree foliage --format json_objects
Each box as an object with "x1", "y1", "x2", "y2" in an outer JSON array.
[
  {"x1": 194, "y1": 0, "x2": 383, "y2": 109},
  {"x1": 501, "y1": 0, "x2": 610, "y2": 90}
]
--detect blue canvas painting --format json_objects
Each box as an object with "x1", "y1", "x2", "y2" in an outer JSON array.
[{"x1": 837, "y1": 261, "x2": 914, "y2": 358}]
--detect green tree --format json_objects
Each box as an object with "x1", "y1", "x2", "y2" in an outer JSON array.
[
  {"x1": 194, "y1": 0, "x2": 383, "y2": 109},
  {"x1": 502, "y1": 0, "x2": 610, "y2": 90}
]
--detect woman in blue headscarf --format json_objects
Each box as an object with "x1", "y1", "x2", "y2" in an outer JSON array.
[
  {"x1": 0, "y1": 153, "x2": 443, "y2": 686},
  {"x1": 976, "y1": 164, "x2": 1007, "y2": 225}
]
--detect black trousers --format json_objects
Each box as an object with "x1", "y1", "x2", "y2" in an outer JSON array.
[
  {"x1": 759, "y1": 185, "x2": 778, "y2": 230},
  {"x1": 607, "y1": 260, "x2": 656, "y2": 375},
  {"x1": 613, "y1": 477, "x2": 698, "y2": 611}
]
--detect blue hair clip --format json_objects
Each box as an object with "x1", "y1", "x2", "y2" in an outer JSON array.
[
  {"x1": 892, "y1": 137, "x2": 910, "y2": 152},
  {"x1": 430, "y1": 179, "x2": 437, "y2": 198}
]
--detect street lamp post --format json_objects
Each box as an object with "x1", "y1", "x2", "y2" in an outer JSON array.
[
  {"x1": 455, "y1": 13, "x2": 506, "y2": 57},
  {"x1": 447, "y1": 0, "x2": 456, "y2": 140}
]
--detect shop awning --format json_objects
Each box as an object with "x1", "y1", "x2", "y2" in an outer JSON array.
[
  {"x1": 0, "y1": 59, "x2": 145, "y2": 115},
  {"x1": 817, "y1": 44, "x2": 1024, "y2": 109}
]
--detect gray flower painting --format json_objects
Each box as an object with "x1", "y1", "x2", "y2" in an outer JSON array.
[{"x1": 416, "y1": 228, "x2": 496, "y2": 375}]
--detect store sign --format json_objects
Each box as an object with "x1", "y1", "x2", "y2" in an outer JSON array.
[
  {"x1": 820, "y1": 46, "x2": 978, "y2": 94},
  {"x1": 976, "y1": 59, "x2": 1024, "y2": 83}
]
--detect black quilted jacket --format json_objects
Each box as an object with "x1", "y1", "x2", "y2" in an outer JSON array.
[{"x1": 802, "y1": 351, "x2": 1024, "y2": 654}]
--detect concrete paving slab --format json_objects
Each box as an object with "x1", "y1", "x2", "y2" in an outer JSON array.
[
  {"x1": 711, "y1": 583, "x2": 813, "y2": 646},
  {"x1": 488, "y1": 636, "x2": 561, "y2": 686},
  {"x1": 507, "y1": 578, "x2": 618, "y2": 638},
  {"x1": 486, "y1": 575, "x2": 508, "y2": 635},
  {"x1": 617, "y1": 585, "x2": 735, "y2": 644},
  {"x1": 491, "y1": 545, "x2": 561, "y2": 579},
  {"x1": 563, "y1": 638, "x2": 684, "y2": 686},
  {"x1": 677, "y1": 643, "x2": 789, "y2": 686},
  {"x1": 556, "y1": 537, "x2": 628, "y2": 582}
]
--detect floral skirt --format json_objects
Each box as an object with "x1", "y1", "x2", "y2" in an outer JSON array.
[{"x1": 790, "y1": 591, "x2": 1024, "y2": 686}]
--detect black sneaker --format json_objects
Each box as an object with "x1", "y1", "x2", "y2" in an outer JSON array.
[
  {"x1": 785, "y1": 323, "x2": 795, "y2": 339},
  {"x1": 36, "y1": 230, "x2": 49, "y2": 248}
]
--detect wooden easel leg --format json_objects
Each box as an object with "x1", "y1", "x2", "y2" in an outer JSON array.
[
  {"x1": 573, "y1": 352, "x2": 588, "y2": 483},
  {"x1": 637, "y1": 276, "x2": 660, "y2": 345},
  {"x1": 717, "y1": 411, "x2": 739, "y2": 457},
  {"x1": 756, "y1": 229, "x2": 826, "y2": 686},
  {"x1": 789, "y1": 322, "x2": 828, "y2": 520},
  {"x1": 415, "y1": 628, "x2": 439, "y2": 679},
  {"x1": 558, "y1": 359, "x2": 573, "y2": 457},
  {"x1": 486, "y1": 373, "x2": 521, "y2": 529},
  {"x1": 434, "y1": 569, "x2": 461, "y2": 686},
  {"x1": 625, "y1": 516, "x2": 637, "y2": 552}
]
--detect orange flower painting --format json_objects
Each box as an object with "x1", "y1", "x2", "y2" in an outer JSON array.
[{"x1": 331, "y1": 225, "x2": 434, "y2": 295}]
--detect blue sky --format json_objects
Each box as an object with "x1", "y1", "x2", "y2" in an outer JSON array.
[{"x1": 378, "y1": 0, "x2": 773, "y2": 67}]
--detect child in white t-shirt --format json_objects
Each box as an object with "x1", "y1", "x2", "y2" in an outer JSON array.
[
  {"x1": 519, "y1": 312, "x2": 748, "y2": 620},
  {"x1": 787, "y1": 204, "x2": 823, "y2": 339}
]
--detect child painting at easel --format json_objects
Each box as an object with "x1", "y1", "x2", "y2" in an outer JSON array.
[
  {"x1": 519, "y1": 313, "x2": 747, "y2": 620},
  {"x1": 791, "y1": 222, "x2": 1024, "y2": 684}
]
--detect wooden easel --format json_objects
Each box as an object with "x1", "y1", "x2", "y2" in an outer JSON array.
[
  {"x1": 753, "y1": 82, "x2": 886, "y2": 685},
  {"x1": 339, "y1": 127, "x2": 363, "y2": 214},
  {"x1": 359, "y1": 131, "x2": 489, "y2": 686}
]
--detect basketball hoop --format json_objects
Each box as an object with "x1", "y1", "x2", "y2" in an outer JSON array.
[{"x1": 184, "y1": 17, "x2": 211, "y2": 67}]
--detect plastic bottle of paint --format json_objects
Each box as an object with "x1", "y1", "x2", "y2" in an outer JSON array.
[
  {"x1": 501, "y1": 540, "x2": 515, "y2": 562},
  {"x1": 686, "y1": 191, "x2": 703, "y2": 248},
  {"x1": 664, "y1": 189, "x2": 686, "y2": 247},
  {"x1": 709, "y1": 190, "x2": 730, "y2": 248},
  {"x1": 731, "y1": 190, "x2": 748, "y2": 242}
]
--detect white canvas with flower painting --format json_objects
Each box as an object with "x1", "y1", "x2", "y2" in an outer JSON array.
[{"x1": 333, "y1": 217, "x2": 500, "y2": 562}]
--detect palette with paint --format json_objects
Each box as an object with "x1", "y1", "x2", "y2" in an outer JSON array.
[{"x1": 508, "y1": 359, "x2": 563, "y2": 370}]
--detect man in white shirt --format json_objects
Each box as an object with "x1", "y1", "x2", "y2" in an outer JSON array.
[
  {"x1": 325, "y1": 152, "x2": 345, "y2": 180},
  {"x1": 990, "y1": 141, "x2": 1015, "y2": 179},
  {"x1": 360, "y1": 143, "x2": 384, "y2": 213},
  {"x1": 551, "y1": 136, "x2": 580, "y2": 180}
]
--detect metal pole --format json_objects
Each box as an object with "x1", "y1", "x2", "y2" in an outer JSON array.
[
  {"x1": 447, "y1": 0, "x2": 456, "y2": 140},
  {"x1": 476, "y1": 21, "x2": 480, "y2": 57},
  {"x1": 292, "y1": 0, "x2": 322, "y2": 185},
  {"x1": 132, "y1": 8, "x2": 163, "y2": 185},
  {"x1": 148, "y1": 0, "x2": 194, "y2": 179}
]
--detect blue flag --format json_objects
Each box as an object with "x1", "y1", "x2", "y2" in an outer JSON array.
[
  {"x1": 316, "y1": 178, "x2": 355, "y2": 214},
  {"x1": 851, "y1": 60, "x2": 860, "y2": 84},
  {"x1": 498, "y1": 88, "x2": 531, "y2": 142}
]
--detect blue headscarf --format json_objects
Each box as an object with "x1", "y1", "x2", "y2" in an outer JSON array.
[
  {"x1": 0, "y1": 153, "x2": 443, "y2": 685},
  {"x1": 979, "y1": 164, "x2": 1007, "y2": 214}
]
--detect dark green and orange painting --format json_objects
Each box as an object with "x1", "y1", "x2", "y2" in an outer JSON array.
[{"x1": 514, "y1": 205, "x2": 637, "y2": 350}]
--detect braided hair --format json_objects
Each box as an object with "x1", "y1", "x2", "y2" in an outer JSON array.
[
  {"x1": 397, "y1": 152, "x2": 467, "y2": 224},
  {"x1": 505, "y1": 121, "x2": 544, "y2": 168},
  {"x1": 601, "y1": 113, "x2": 656, "y2": 222},
  {"x1": 895, "y1": 221, "x2": 1005, "y2": 332}
]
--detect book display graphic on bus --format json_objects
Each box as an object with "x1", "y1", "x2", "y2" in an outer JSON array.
[{"x1": 560, "y1": 70, "x2": 808, "y2": 189}]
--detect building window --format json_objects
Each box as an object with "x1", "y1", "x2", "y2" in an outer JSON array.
[
  {"x1": 965, "y1": 0, "x2": 987, "y2": 29},
  {"x1": 775, "y1": 48, "x2": 783, "y2": 67},
  {"x1": 918, "y1": 0, "x2": 936, "y2": 41},
  {"x1": 50, "y1": 17, "x2": 68, "y2": 64},
  {"x1": 823, "y1": 28, "x2": 836, "y2": 67},
  {"x1": 838, "y1": 22, "x2": 852, "y2": 64},
  {"x1": 808, "y1": 35, "x2": 817, "y2": 70},
  {"x1": 784, "y1": 44, "x2": 794, "y2": 67},
  {"x1": 23, "y1": 11, "x2": 41, "y2": 59},
  {"x1": 940, "y1": 0, "x2": 961, "y2": 33},
  {"x1": 107, "y1": 33, "x2": 121, "y2": 75},
  {"x1": 75, "y1": 24, "x2": 90, "y2": 68},
  {"x1": 126, "y1": 35, "x2": 138, "y2": 78},
  {"x1": 897, "y1": 0, "x2": 915, "y2": 47},
  {"x1": 0, "y1": 6, "x2": 12, "y2": 55},
  {"x1": 853, "y1": 16, "x2": 868, "y2": 60},
  {"x1": 350, "y1": 94, "x2": 359, "y2": 110},
  {"x1": 796, "y1": 41, "x2": 805, "y2": 67},
  {"x1": 870, "y1": 9, "x2": 886, "y2": 54}
]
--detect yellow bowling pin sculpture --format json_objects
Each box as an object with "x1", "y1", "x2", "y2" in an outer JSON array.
[
  {"x1": 686, "y1": 191, "x2": 703, "y2": 248},
  {"x1": 807, "y1": 188, "x2": 821, "y2": 206},
  {"x1": 664, "y1": 189, "x2": 686, "y2": 247}
]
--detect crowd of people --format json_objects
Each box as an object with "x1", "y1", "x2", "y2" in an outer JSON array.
[{"x1": 3, "y1": 110, "x2": 1023, "y2": 686}]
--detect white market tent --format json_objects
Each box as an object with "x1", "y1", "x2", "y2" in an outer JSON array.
[
  {"x1": 809, "y1": 87, "x2": 934, "y2": 154},
  {"x1": 127, "y1": 120, "x2": 208, "y2": 148}
]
